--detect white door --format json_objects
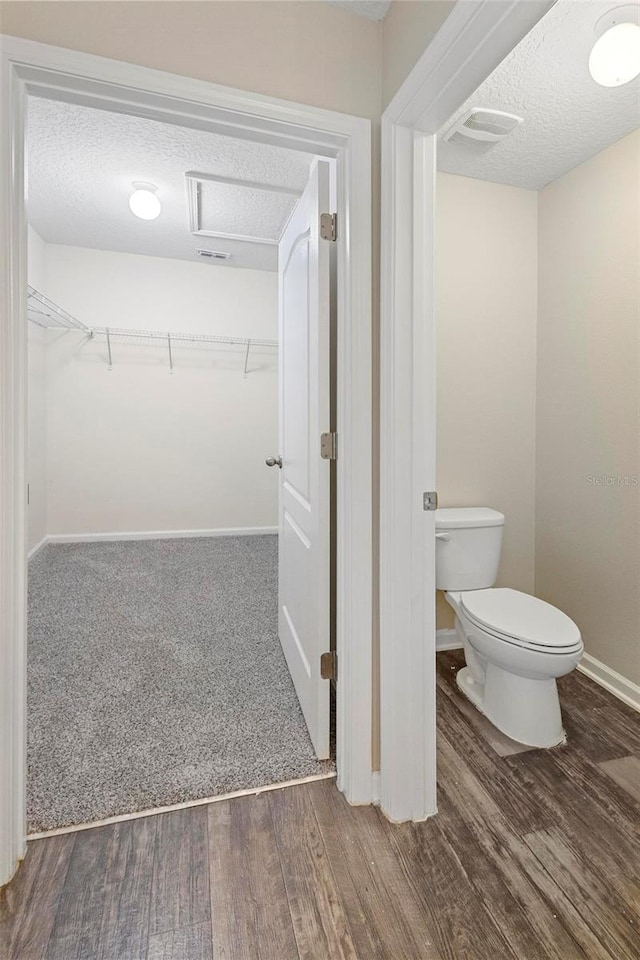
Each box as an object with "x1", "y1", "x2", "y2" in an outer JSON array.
[{"x1": 273, "y1": 159, "x2": 331, "y2": 758}]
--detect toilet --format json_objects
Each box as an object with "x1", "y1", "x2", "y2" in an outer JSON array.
[{"x1": 436, "y1": 507, "x2": 583, "y2": 748}]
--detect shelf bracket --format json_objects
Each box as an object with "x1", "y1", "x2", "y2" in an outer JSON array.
[
  {"x1": 244, "y1": 339, "x2": 251, "y2": 378},
  {"x1": 106, "y1": 328, "x2": 113, "y2": 370},
  {"x1": 167, "y1": 332, "x2": 174, "y2": 374}
]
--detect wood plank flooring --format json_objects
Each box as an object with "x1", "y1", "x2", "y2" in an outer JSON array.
[{"x1": 2, "y1": 650, "x2": 640, "y2": 960}]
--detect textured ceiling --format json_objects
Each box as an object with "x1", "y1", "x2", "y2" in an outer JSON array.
[
  {"x1": 27, "y1": 98, "x2": 316, "y2": 270},
  {"x1": 438, "y1": 0, "x2": 640, "y2": 190},
  {"x1": 327, "y1": 1, "x2": 390, "y2": 21}
]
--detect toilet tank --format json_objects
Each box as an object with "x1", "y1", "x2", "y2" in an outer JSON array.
[{"x1": 435, "y1": 507, "x2": 504, "y2": 591}]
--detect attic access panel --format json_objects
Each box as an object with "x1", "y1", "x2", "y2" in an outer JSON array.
[{"x1": 185, "y1": 171, "x2": 302, "y2": 245}]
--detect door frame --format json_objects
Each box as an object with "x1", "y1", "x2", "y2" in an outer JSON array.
[
  {"x1": 0, "y1": 35, "x2": 372, "y2": 885},
  {"x1": 379, "y1": 0, "x2": 555, "y2": 822}
]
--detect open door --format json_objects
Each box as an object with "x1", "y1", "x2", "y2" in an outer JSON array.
[{"x1": 270, "y1": 159, "x2": 332, "y2": 758}]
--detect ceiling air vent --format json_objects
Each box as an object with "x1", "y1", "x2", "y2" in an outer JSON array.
[
  {"x1": 444, "y1": 108, "x2": 523, "y2": 146},
  {"x1": 196, "y1": 249, "x2": 231, "y2": 261}
]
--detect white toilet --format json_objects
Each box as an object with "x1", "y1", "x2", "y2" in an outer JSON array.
[{"x1": 436, "y1": 507, "x2": 583, "y2": 748}]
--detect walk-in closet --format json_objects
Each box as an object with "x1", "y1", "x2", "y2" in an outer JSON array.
[{"x1": 26, "y1": 94, "x2": 335, "y2": 834}]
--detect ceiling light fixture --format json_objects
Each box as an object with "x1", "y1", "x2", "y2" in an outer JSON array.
[
  {"x1": 589, "y1": 5, "x2": 640, "y2": 87},
  {"x1": 128, "y1": 181, "x2": 161, "y2": 220}
]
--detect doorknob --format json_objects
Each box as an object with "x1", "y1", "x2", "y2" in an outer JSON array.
[{"x1": 265, "y1": 456, "x2": 282, "y2": 468}]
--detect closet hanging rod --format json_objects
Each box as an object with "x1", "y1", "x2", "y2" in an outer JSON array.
[
  {"x1": 26, "y1": 286, "x2": 278, "y2": 348},
  {"x1": 89, "y1": 327, "x2": 277, "y2": 348}
]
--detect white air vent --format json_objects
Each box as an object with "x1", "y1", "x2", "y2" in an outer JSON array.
[
  {"x1": 196, "y1": 249, "x2": 231, "y2": 261},
  {"x1": 444, "y1": 108, "x2": 523, "y2": 146}
]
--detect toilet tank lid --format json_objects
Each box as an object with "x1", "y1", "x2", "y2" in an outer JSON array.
[{"x1": 435, "y1": 507, "x2": 505, "y2": 529}]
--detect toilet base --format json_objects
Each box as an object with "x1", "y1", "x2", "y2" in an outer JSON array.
[{"x1": 456, "y1": 665, "x2": 566, "y2": 748}]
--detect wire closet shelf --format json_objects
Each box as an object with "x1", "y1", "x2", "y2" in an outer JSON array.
[{"x1": 27, "y1": 285, "x2": 278, "y2": 375}]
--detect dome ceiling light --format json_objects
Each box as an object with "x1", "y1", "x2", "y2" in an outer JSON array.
[
  {"x1": 128, "y1": 182, "x2": 161, "y2": 220},
  {"x1": 589, "y1": 5, "x2": 640, "y2": 87}
]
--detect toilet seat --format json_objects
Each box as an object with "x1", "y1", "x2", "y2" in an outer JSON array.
[{"x1": 460, "y1": 588, "x2": 582, "y2": 653}]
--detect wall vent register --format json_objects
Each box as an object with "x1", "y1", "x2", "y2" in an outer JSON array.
[{"x1": 196, "y1": 249, "x2": 232, "y2": 261}]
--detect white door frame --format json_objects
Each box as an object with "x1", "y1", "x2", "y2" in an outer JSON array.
[
  {"x1": 379, "y1": 0, "x2": 555, "y2": 822},
  {"x1": 0, "y1": 36, "x2": 372, "y2": 885}
]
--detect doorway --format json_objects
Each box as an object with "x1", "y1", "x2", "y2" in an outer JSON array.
[
  {"x1": 25, "y1": 98, "x2": 338, "y2": 833},
  {"x1": 0, "y1": 36, "x2": 372, "y2": 884},
  {"x1": 378, "y1": 0, "x2": 554, "y2": 822}
]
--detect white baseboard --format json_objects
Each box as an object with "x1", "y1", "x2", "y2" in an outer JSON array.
[
  {"x1": 578, "y1": 653, "x2": 640, "y2": 714},
  {"x1": 436, "y1": 628, "x2": 463, "y2": 652},
  {"x1": 45, "y1": 526, "x2": 278, "y2": 544},
  {"x1": 27, "y1": 536, "x2": 48, "y2": 560}
]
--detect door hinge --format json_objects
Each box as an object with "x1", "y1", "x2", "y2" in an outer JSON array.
[
  {"x1": 320, "y1": 432, "x2": 337, "y2": 461},
  {"x1": 423, "y1": 491, "x2": 438, "y2": 511},
  {"x1": 320, "y1": 212, "x2": 337, "y2": 242},
  {"x1": 321, "y1": 650, "x2": 337, "y2": 681}
]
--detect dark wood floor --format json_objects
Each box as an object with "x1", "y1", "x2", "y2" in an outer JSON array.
[{"x1": 2, "y1": 650, "x2": 640, "y2": 960}]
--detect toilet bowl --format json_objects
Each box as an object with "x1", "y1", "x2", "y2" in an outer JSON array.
[
  {"x1": 436, "y1": 508, "x2": 583, "y2": 747},
  {"x1": 446, "y1": 588, "x2": 583, "y2": 747}
]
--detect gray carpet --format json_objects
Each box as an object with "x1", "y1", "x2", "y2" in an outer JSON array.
[{"x1": 27, "y1": 536, "x2": 334, "y2": 832}]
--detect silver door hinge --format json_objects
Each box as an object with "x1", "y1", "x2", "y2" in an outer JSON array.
[
  {"x1": 423, "y1": 491, "x2": 438, "y2": 511},
  {"x1": 320, "y1": 212, "x2": 337, "y2": 242},
  {"x1": 320, "y1": 432, "x2": 337, "y2": 461},
  {"x1": 321, "y1": 650, "x2": 337, "y2": 681}
]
